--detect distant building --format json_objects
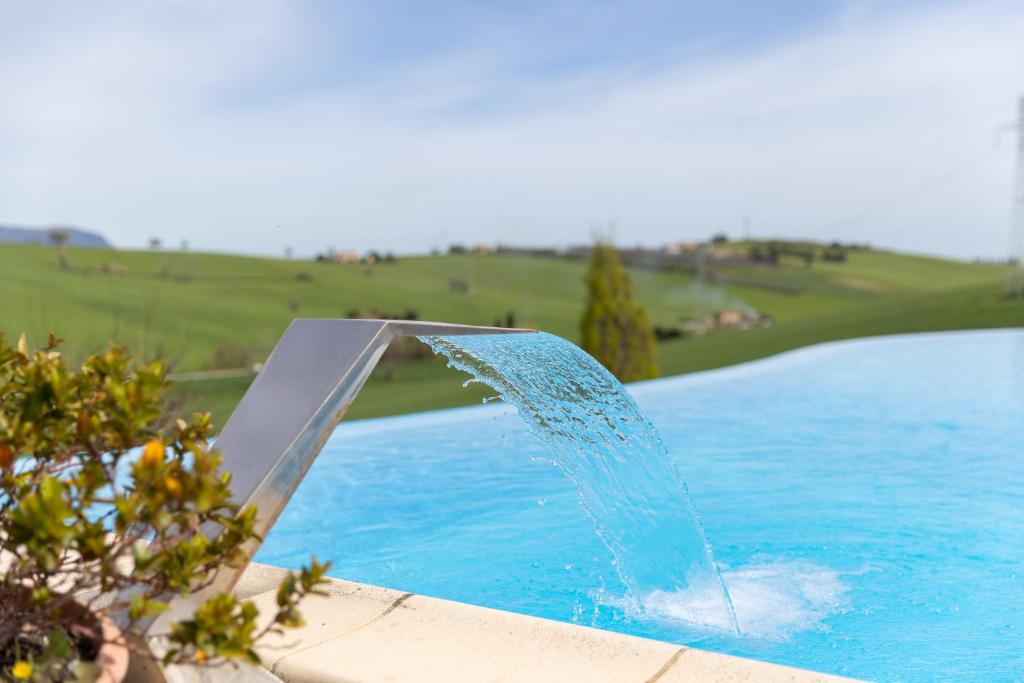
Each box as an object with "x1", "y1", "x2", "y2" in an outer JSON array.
[
  {"x1": 320, "y1": 249, "x2": 359, "y2": 263},
  {"x1": 714, "y1": 309, "x2": 745, "y2": 327},
  {"x1": 688, "y1": 308, "x2": 773, "y2": 335},
  {"x1": 663, "y1": 241, "x2": 700, "y2": 255}
]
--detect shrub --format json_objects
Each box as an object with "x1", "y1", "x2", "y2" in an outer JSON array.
[
  {"x1": 0, "y1": 334, "x2": 328, "y2": 679},
  {"x1": 653, "y1": 326, "x2": 685, "y2": 341}
]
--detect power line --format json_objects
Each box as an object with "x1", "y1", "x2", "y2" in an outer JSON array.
[{"x1": 817, "y1": 147, "x2": 1002, "y2": 236}]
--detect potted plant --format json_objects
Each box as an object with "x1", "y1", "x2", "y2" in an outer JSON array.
[{"x1": 1, "y1": 334, "x2": 328, "y2": 681}]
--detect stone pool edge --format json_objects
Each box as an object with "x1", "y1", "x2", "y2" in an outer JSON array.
[{"x1": 235, "y1": 562, "x2": 863, "y2": 683}]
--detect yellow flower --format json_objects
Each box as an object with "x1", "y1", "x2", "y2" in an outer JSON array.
[
  {"x1": 12, "y1": 660, "x2": 33, "y2": 680},
  {"x1": 194, "y1": 649, "x2": 208, "y2": 663},
  {"x1": 164, "y1": 476, "x2": 183, "y2": 497},
  {"x1": 141, "y1": 439, "x2": 165, "y2": 468}
]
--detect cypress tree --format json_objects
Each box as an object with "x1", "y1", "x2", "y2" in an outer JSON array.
[{"x1": 580, "y1": 242, "x2": 658, "y2": 382}]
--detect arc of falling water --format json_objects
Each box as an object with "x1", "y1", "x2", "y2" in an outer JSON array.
[{"x1": 421, "y1": 332, "x2": 740, "y2": 636}]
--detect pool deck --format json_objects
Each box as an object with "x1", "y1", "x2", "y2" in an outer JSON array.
[{"x1": 233, "y1": 562, "x2": 862, "y2": 683}]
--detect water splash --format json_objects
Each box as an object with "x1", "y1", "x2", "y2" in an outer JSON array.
[
  {"x1": 420, "y1": 331, "x2": 739, "y2": 634},
  {"x1": 634, "y1": 560, "x2": 852, "y2": 641}
]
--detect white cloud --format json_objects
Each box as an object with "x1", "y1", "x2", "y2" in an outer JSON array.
[{"x1": 0, "y1": 1, "x2": 1021, "y2": 258}]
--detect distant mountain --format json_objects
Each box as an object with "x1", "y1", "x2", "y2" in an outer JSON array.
[{"x1": 0, "y1": 224, "x2": 111, "y2": 248}]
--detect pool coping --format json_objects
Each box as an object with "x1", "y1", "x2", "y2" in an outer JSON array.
[{"x1": 234, "y1": 561, "x2": 864, "y2": 683}]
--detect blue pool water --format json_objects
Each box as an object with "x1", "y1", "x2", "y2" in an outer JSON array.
[{"x1": 257, "y1": 330, "x2": 1024, "y2": 682}]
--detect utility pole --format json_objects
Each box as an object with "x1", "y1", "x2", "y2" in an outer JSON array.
[{"x1": 1010, "y1": 96, "x2": 1024, "y2": 296}]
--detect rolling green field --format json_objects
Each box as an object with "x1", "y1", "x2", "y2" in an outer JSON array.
[{"x1": 1, "y1": 243, "x2": 1020, "y2": 427}]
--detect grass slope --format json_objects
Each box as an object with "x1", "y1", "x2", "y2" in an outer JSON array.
[
  {"x1": 658, "y1": 283, "x2": 1024, "y2": 376},
  {"x1": 1, "y1": 244, "x2": 1018, "y2": 426}
]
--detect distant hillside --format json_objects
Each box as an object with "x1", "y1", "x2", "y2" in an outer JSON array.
[
  {"x1": 0, "y1": 242, "x2": 1019, "y2": 424},
  {"x1": 0, "y1": 224, "x2": 110, "y2": 248}
]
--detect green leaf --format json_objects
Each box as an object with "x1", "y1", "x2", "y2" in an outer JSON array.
[{"x1": 42, "y1": 627, "x2": 72, "y2": 661}]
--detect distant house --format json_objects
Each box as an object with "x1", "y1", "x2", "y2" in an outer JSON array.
[
  {"x1": 714, "y1": 309, "x2": 745, "y2": 327},
  {"x1": 318, "y1": 249, "x2": 359, "y2": 263},
  {"x1": 688, "y1": 308, "x2": 773, "y2": 335},
  {"x1": 663, "y1": 241, "x2": 700, "y2": 255}
]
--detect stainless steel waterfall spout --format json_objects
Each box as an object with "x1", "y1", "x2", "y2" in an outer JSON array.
[
  {"x1": 217, "y1": 319, "x2": 533, "y2": 554},
  {"x1": 148, "y1": 319, "x2": 533, "y2": 634}
]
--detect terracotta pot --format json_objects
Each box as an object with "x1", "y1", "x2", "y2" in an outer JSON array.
[
  {"x1": 55, "y1": 595, "x2": 130, "y2": 683},
  {"x1": 8, "y1": 588, "x2": 129, "y2": 683},
  {"x1": 86, "y1": 606, "x2": 130, "y2": 683}
]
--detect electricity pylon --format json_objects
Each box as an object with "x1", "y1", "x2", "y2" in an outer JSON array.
[{"x1": 1009, "y1": 96, "x2": 1024, "y2": 297}]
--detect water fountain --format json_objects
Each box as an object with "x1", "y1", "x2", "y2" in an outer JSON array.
[{"x1": 152, "y1": 319, "x2": 736, "y2": 639}]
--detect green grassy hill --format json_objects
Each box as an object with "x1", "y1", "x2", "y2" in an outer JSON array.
[{"x1": 1, "y1": 243, "x2": 1020, "y2": 425}]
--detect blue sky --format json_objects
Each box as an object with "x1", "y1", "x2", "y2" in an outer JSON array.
[{"x1": 1, "y1": 0, "x2": 1022, "y2": 258}]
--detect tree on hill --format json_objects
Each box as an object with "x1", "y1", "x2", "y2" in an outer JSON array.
[
  {"x1": 47, "y1": 229, "x2": 68, "y2": 247},
  {"x1": 580, "y1": 242, "x2": 658, "y2": 382},
  {"x1": 47, "y1": 229, "x2": 70, "y2": 269}
]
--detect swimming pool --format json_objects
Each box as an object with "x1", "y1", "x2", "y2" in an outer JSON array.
[{"x1": 257, "y1": 329, "x2": 1024, "y2": 682}]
